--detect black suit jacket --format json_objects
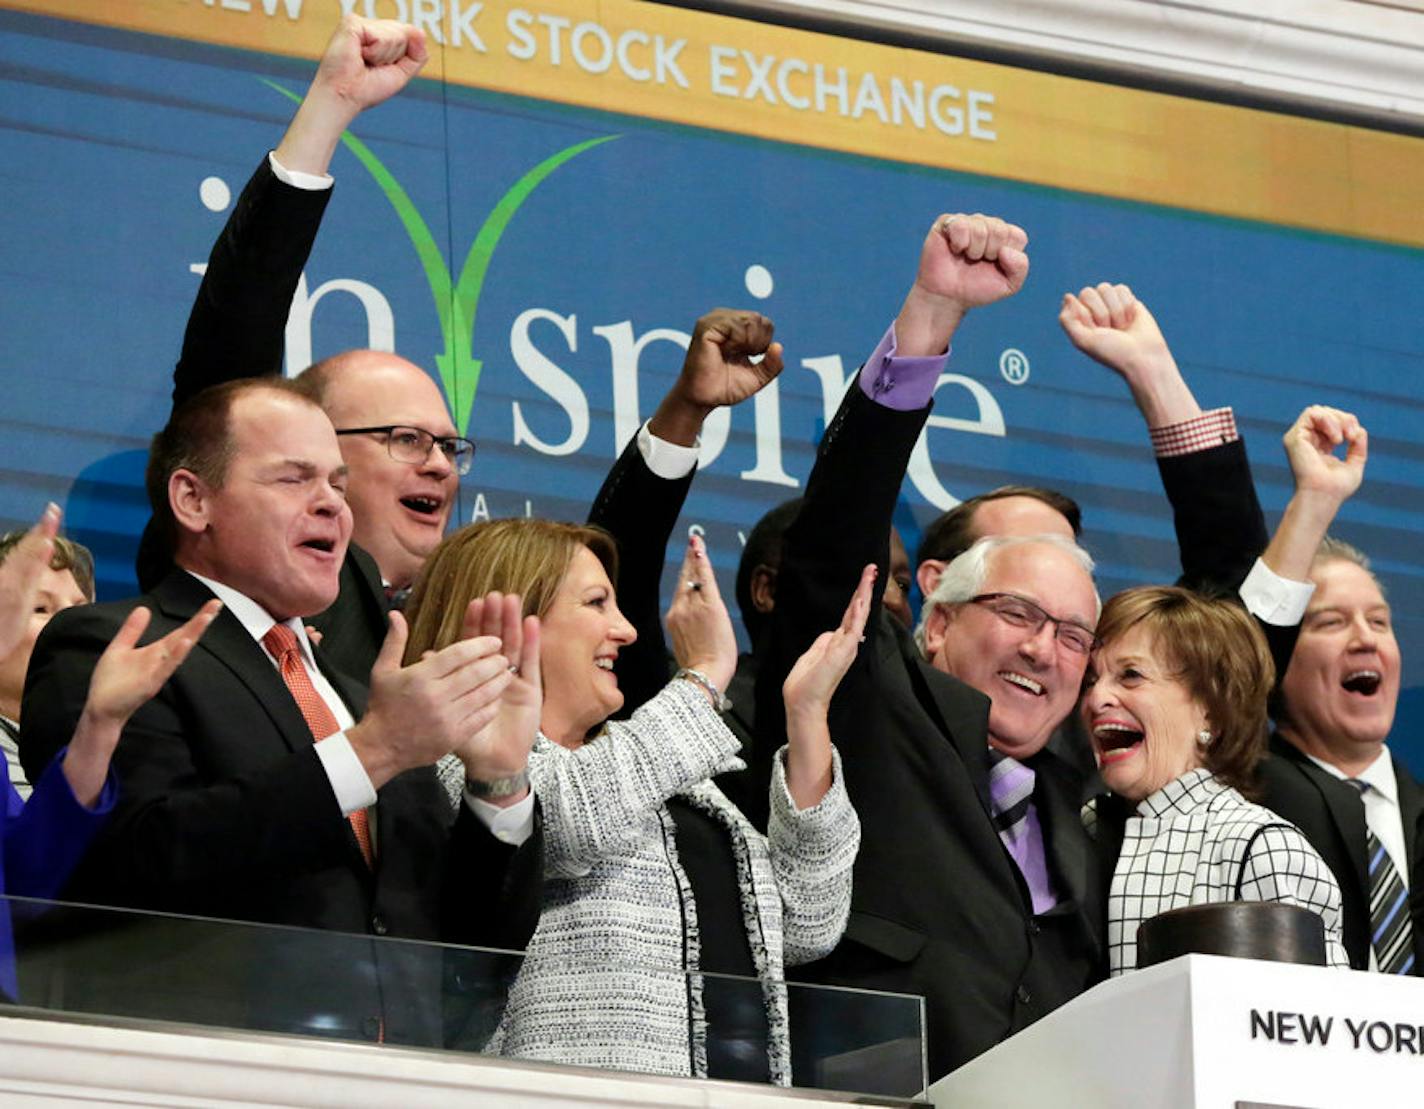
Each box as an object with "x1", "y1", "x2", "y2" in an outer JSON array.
[
  {"x1": 1255, "y1": 735, "x2": 1424, "y2": 972},
  {"x1": 135, "y1": 156, "x2": 387, "y2": 683},
  {"x1": 754, "y1": 389, "x2": 1106, "y2": 1079},
  {"x1": 18, "y1": 570, "x2": 540, "y2": 1043},
  {"x1": 753, "y1": 386, "x2": 1273, "y2": 1078}
]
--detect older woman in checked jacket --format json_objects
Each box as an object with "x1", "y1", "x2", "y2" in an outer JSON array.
[{"x1": 1083, "y1": 404, "x2": 1365, "y2": 974}]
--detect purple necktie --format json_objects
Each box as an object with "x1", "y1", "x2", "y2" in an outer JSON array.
[{"x1": 988, "y1": 751, "x2": 1058, "y2": 914}]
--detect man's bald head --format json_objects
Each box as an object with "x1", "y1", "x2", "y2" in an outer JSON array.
[{"x1": 297, "y1": 350, "x2": 461, "y2": 589}]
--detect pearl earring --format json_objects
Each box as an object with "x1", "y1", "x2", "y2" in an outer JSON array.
[{"x1": 1196, "y1": 730, "x2": 1212, "y2": 748}]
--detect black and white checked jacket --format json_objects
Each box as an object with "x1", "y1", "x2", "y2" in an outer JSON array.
[{"x1": 1089, "y1": 768, "x2": 1350, "y2": 975}]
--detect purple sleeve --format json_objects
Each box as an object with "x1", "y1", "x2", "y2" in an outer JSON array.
[
  {"x1": 3, "y1": 748, "x2": 115, "y2": 899},
  {"x1": 856, "y1": 323, "x2": 951, "y2": 411}
]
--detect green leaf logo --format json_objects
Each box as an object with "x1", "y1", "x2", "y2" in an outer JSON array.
[{"x1": 262, "y1": 79, "x2": 618, "y2": 434}]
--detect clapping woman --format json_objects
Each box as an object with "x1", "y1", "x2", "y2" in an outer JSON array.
[{"x1": 404, "y1": 522, "x2": 865, "y2": 1084}]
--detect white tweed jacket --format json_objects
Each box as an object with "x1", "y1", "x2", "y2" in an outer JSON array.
[
  {"x1": 1095, "y1": 767, "x2": 1350, "y2": 975},
  {"x1": 483, "y1": 679, "x2": 859, "y2": 1084}
]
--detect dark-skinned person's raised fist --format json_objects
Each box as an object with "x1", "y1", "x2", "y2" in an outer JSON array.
[{"x1": 648, "y1": 309, "x2": 784, "y2": 447}]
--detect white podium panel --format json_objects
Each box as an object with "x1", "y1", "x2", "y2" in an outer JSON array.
[
  {"x1": 0, "y1": 1011, "x2": 884, "y2": 1108},
  {"x1": 929, "y1": 955, "x2": 1424, "y2": 1109}
]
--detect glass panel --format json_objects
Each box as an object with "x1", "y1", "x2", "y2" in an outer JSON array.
[{"x1": 7, "y1": 894, "x2": 924, "y2": 1099}]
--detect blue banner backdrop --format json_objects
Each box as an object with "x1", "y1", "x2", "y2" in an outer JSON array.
[{"x1": 2, "y1": 9, "x2": 1421, "y2": 762}]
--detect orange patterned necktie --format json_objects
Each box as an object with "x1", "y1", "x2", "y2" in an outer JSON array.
[{"x1": 261, "y1": 623, "x2": 374, "y2": 868}]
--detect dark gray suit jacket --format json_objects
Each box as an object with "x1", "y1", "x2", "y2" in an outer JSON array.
[
  {"x1": 19, "y1": 570, "x2": 540, "y2": 1044},
  {"x1": 1256, "y1": 735, "x2": 1424, "y2": 972}
]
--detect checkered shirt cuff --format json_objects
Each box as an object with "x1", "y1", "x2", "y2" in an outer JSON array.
[{"x1": 1150, "y1": 408, "x2": 1238, "y2": 458}]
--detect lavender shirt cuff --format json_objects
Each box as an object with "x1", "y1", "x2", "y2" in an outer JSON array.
[{"x1": 857, "y1": 323, "x2": 951, "y2": 411}]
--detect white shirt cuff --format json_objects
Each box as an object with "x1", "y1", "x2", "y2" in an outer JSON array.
[
  {"x1": 1240, "y1": 557, "x2": 1316, "y2": 626},
  {"x1": 268, "y1": 150, "x2": 334, "y2": 192},
  {"x1": 314, "y1": 733, "x2": 378, "y2": 814},
  {"x1": 466, "y1": 789, "x2": 536, "y2": 846},
  {"x1": 636, "y1": 421, "x2": 700, "y2": 481}
]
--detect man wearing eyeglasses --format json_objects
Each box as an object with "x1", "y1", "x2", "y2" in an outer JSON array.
[
  {"x1": 153, "y1": 16, "x2": 780, "y2": 697},
  {"x1": 751, "y1": 214, "x2": 1115, "y2": 1084}
]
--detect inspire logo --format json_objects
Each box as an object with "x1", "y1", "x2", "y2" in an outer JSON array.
[{"x1": 263, "y1": 78, "x2": 618, "y2": 435}]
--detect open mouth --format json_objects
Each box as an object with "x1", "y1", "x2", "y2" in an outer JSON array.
[
  {"x1": 1341, "y1": 669, "x2": 1382, "y2": 696},
  {"x1": 400, "y1": 495, "x2": 443, "y2": 517},
  {"x1": 1093, "y1": 722, "x2": 1144, "y2": 765},
  {"x1": 999, "y1": 671, "x2": 1045, "y2": 697},
  {"x1": 299, "y1": 538, "x2": 336, "y2": 555}
]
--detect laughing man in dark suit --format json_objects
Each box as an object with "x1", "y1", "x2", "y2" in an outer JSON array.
[
  {"x1": 23, "y1": 378, "x2": 540, "y2": 1042},
  {"x1": 1256, "y1": 534, "x2": 1424, "y2": 974}
]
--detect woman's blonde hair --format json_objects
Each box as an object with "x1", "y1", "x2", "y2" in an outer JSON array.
[
  {"x1": 1094, "y1": 585, "x2": 1275, "y2": 795},
  {"x1": 403, "y1": 518, "x2": 619, "y2": 663}
]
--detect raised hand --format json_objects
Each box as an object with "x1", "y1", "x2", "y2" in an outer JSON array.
[
  {"x1": 1283, "y1": 404, "x2": 1368, "y2": 504},
  {"x1": 648, "y1": 309, "x2": 785, "y2": 447},
  {"x1": 313, "y1": 14, "x2": 428, "y2": 113},
  {"x1": 0, "y1": 503, "x2": 60, "y2": 661},
  {"x1": 783, "y1": 563, "x2": 876, "y2": 720},
  {"x1": 896, "y1": 213, "x2": 1029, "y2": 357},
  {"x1": 64, "y1": 600, "x2": 223, "y2": 807},
  {"x1": 454, "y1": 592, "x2": 541, "y2": 798},
  {"x1": 1260, "y1": 405, "x2": 1368, "y2": 582},
  {"x1": 275, "y1": 15, "x2": 429, "y2": 176},
  {"x1": 346, "y1": 611, "x2": 512, "y2": 789},
  {"x1": 780, "y1": 563, "x2": 876, "y2": 809},
  {"x1": 1059, "y1": 283, "x2": 1200, "y2": 427},
  {"x1": 1059, "y1": 284, "x2": 1173, "y2": 379},
  {"x1": 665, "y1": 534, "x2": 737, "y2": 698}
]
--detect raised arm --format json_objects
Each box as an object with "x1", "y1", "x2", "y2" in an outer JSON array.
[
  {"x1": 774, "y1": 213, "x2": 1029, "y2": 664},
  {"x1": 1261, "y1": 406, "x2": 1367, "y2": 581},
  {"x1": 1059, "y1": 283, "x2": 1199, "y2": 428},
  {"x1": 748, "y1": 213, "x2": 1027, "y2": 828},
  {"x1": 587, "y1": 309, "x2": 783, "y2": 714},
  {"x1": 1059, "y1": 282, "x2": 1267, "y2": 594},
  {"x1": 173, "y1": 15, "x2": 428, "y2": 405},
  {"x1": 780, "y1": 563, "x2": 876, "y2": 809},
  {"x1": 1242, "y1": 405, "x2": 1366, "y2": 678}
]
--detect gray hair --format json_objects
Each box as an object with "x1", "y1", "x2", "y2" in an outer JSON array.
[
  {"x1": 1312, "y1": 535, "x2": 1384, "y2": 598},
  {"x1": 913, "y1": 533, "x2": 1100, "y2": 656}
]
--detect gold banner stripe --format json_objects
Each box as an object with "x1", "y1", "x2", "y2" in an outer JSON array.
[{"x1": 4, "y1": 0, "x2": 1421, "y2": 247}]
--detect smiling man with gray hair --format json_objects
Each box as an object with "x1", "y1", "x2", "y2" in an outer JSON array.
[
  {"x1": 754, "y1": 213, "x2": 1114, "y2": 1081},
  {"x1": 754, "y1": 213, "x2": 1285, "y2": 1081}
]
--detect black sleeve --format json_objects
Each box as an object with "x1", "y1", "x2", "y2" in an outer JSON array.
[
  {"x1": 585, "y1": 435, "x2": 695, "y2": 716},
  {"x1": 173, "y1": 155, "x2": 333, "y2": 405},
  {"x1": 1158, "y1": 437, "x2": 1303, "y2": 678},
  {"x1": 1158, "y1": 438, "x2": 1268, "y2": 598},
  {"x1": 748, "y1": 387, "x2": 927, "y2": 829},
  {"x1": 443, "y1": 808, "x2": 545, "y2": 951}
]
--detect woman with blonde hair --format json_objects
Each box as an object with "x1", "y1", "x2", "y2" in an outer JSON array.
[{"x1": 404, "y1": 518, "x2": 865, "y2": 1085}]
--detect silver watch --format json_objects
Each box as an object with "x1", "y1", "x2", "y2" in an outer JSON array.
[{"x1": 465, "y1": 768, "x2": 530, "y2": 799}]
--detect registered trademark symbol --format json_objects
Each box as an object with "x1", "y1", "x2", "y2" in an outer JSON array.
[{"x1": 999, "y1": 348, "x2": 1030, "y2": 385}]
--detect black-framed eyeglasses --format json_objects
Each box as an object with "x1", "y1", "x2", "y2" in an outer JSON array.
[
  {"x1": 966, "y1": 592, "x2": 1098, "y2": 655},
  {"x1": 335, "y1": 426, "x2": 476, "y2": 475}
]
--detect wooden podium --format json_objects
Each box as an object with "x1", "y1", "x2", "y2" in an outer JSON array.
[{"x1": 929, "y1": 955, "x2": 1424, "y2": 1108}]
